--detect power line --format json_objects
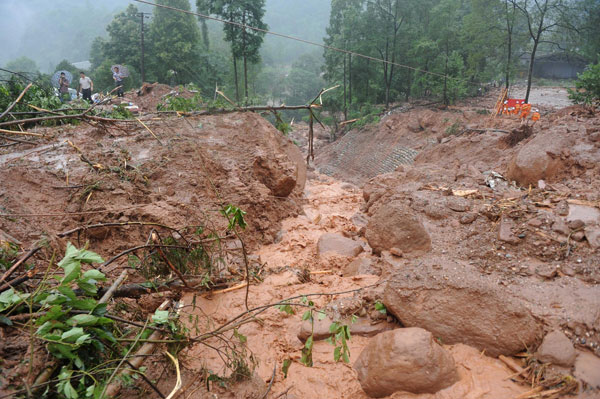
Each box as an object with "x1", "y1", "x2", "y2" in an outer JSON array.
[{"x1": 131, "y1": 0, "x2": 480, "y2": 86}]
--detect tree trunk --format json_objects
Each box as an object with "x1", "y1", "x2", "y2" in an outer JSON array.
[
  {"x1": 242, "y1": 12, "x2": 249, "y2": 102},
  {"x1": 201, "y1": 20, "x2": 210, "y2": 49},
  {"x1": 343, "y1": 53, "x2": 347, "y2": 120},
  {"x1": 443, "y1": 40, "x2": 449, "y2": 105},
  {"x1": 233, "y1": 54, "x2": 239, "y2": 102},
  {"x1": 525, "y1": 40, "x2": 538, "y2": 103},
  {"x1": 366, "y1": 58, "x2": 370, "y2": 100},
  {"x1": 349, "y1": 53, "x2": 352, "y2": 105}
]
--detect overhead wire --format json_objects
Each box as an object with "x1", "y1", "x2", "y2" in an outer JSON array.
[{"x1": 131, "y1": 0, "x2": 483, "y2": 87}]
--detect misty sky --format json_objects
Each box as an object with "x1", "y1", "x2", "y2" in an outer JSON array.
[{"x1": 0, "y1": 0, "x2": 331, "y2": 73}]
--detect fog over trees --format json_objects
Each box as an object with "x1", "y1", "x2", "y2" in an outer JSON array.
[{"x1": 1, "y1": 0, "x2": 597, "y2": 108}]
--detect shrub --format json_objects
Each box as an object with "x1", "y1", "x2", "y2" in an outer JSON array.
[{"x1": 568, "y1": 61, "x2": 600, "y2": 106}]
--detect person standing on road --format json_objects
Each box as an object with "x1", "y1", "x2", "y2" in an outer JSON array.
[
  {"x1": 58, "y1": 72, "x2": 70, "y2": 103},
  {"x1": 113, "y1": 66, "x2": 124, "y2": 98},
  {"x1": 77, "y1": 71, "x2": 93, "y2": 103}
]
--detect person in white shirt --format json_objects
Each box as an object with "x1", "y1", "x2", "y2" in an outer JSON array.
[{"x1": 77, "y1": 72, "x2": 94, "y2": 103}]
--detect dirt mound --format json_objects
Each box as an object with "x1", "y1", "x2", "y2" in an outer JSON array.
[{"x1": 0, "y1": 112, "x2": 306, "y2": 260}]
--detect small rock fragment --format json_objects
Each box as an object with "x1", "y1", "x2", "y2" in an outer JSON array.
[
  {"x1": 584, "y1": 226, "x2": 600, "y2": 249},
  {"x1": 459, "y1": 213, "x2": 478, "y2": 224},
  {"x1": 499, "y1": 216, "x2": 519, "y2": 244}
]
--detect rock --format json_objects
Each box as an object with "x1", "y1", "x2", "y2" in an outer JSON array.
[
  {"x1": 568, "y1": 219, "x2": 585, "y2": 230},
  {"x1": 446, "y1": 197, "x2": 470, "y2": 212},
  {"x1": 349, "y1": 318, "x2": 396, "y2": 337},
  {"x1": 342, "y1": 258, "x2": 378, "y2": 276},
  {"x1": 536, "y1": 330, "x2": 576, "y2": 367},
  {"x1": 584, "y1": 226, "x2": 600, "y2": 249},
  {"x1": 567, "y1": 204, "x2": 600, "y2": 225},
  {"x1": 505, "y1": 131, "x2": 573, "y2": 186},
  {"x1": 252, "y1": 155, "x2": 298, "y2": 197},
  {"x1": 424, "y1": 204, "x2": 449, "y2": 220},
  {"x1": 538, "y1": 180, "x2": 546, "y2": 190},
  {"x1": 574, "y1": 352, "x2": 600, "y2": 388},
  {"x1": 572, "y1": 231, "x2": 585, "y2": 242},
  {"x1": 297, "y1": 315, "x2": 333, "y2": 342},
  {"x1": 459, "y1": 212, "x2": 478, "y2": 224},
  {"x1": 499, "y1": 216, "x2": 519, "y2": 244},
  {"x1": 354, "y1": 328, "x2": 459, "y2": 397},
  {"x1": 552, "y1": 219, "x2": 570, "y2": 236},
  {"x1": 383, "y1": 261, "x2": 541, "y2": 357},
  {"x1": 389, "y1": 247, "x2": 403, "y2": 257},
  {"x1": 317, "y1": 233, "x2": 364, "y2": 257},
  {"x1": 365, "y1": 200, "x2": 431, "y2": 254}
]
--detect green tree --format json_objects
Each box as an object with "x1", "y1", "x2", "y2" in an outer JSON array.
[
  {"x1": 97, "y1": 4, "x2": 142, "y2": 73},
  {"x1": 54, "y1": 59, "x2": 80, "y2": 76},
  {"x1": 201, "y1": 0, "x2": 267, "y2": 102},
  {"x1": 148, "y1": 0, "x2": 203, "y2": 85}
]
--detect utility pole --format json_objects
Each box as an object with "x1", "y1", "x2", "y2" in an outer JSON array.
[{"x1": 136, "y1": 12, "x2": 150, "y2": 83}]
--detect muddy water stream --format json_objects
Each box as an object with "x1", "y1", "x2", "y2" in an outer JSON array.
[{"x1": 175, "y1": 175, "x2": 533, "y2": 399}]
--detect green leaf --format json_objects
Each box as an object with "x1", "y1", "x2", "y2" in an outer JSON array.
[
  {"x1": 276, "y1": 303, "x2": 295, "y2": 315},
  {"x1": 49, "y1": 343, "x2": 76, "y2": 360},
  {"x1": 58, "y1": 243, "x2": 79, "y2": 268},
  {"x1": 301, "y1": 310, "x2": 312, "y2": 321},
  {"x1": 329, "y1": 322, "x2": 340, "y2": 334},
  {"x1": 70, "y1": 299, "x2": 97, "y2": 311},
  {"x1": 74, "y1": 249, "x2": 104, "y2": 265},
  {"x1": 66, "y1": 314, "x2": 99, "y2": 326},
  {"x1": 91, "y1": 327, "x2": 116, "y2": 343},
  {"x1": 152, "y1": 310, "x2": 169, "y2": 324},
  {"x1": 282, "y1": 359, "x2": 292, "y2": 378},
  {"x1": 76, "y1": 280, "x2": 98, "y2": 296},
  {"x1": 333, "y1": 346, "x2": 342, "y2": 362},
  {"x1": 61, "y1": 327, "x2": 85, "y2": 343},
  {"x1": 62, "y1": 260, "x2": 81, "y2": 284},
  {"x1": 0, "y1": 315, "x2": 13, "y2": 326},
  {"x1": 58, "y1": 286, "x2": 77, "y2": 300},
  {"x1": 92, "y1": 303, "x2": 108, "y2": 316},
  {"x1": 75, "y1": 334, "x2": 91, "y2": 345},
  {"x1": 82, "y1": 269, "x2": 106, "y2": 281},
  {"x1": 233, "y1": 328, "x2": 247, "y2": 343},
  {"x1": 305, "y1": 335, "x2": 313, "y2": 350},
  {"x1": 317, "y1": 311, "x2": 327, "y2": 321},
  {"x1": 374, "y1": 301, "x2": 387, "y2": 314}
]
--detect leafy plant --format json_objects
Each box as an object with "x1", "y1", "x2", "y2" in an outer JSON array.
[
  {"x1": 220, "y1": 204, "x2": 247, "y2": 231},
  {"x1": 568, "y1": 61, "x2": 600, "y2": 106},
  {"x1": 0, "y1": 243, "x2": 174, "y2": 398}
]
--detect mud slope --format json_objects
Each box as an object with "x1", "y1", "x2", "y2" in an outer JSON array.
[{"x1": 0, "y1": 112, "x2": 306, "y2": 258}]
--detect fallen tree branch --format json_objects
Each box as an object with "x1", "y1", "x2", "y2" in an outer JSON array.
[
  {"x1": 103, "y1": 300, "x2": 171, "y2": 398},
  {"x1": 0, "y1": 128, "x2": 44, "y2": 137},
  {"x1": 0, "y1": 246, "x2": 42, "y2": 287}
]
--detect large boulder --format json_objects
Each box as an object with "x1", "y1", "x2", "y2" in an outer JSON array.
[
  {"x1": 505, "y1": 129, "x2": 574, "y2": 186},
  {"x1": 365, "y1": 200, "x2": 431, "y2": 254},
  {"x1": 354, "y1": 328, "x2": 459, "y2": 397},
  {"x1": 383, "y1": 261, "x2": 541, "y2": 357},
  {"x1": 317, "y1": 233, "x2": 364, "y2": 257}
]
